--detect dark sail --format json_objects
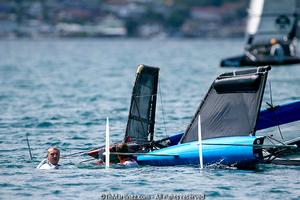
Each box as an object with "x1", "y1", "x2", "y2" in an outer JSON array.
[
  {"x1": 180, "y1": 66, "x2": 271, "y2": 143},
  {"x1": 124, "y1": 65, "x2": 159, "y2": 144},
  {"x1": 287, "y1": 13, "x2": 299, "y2": 40}
]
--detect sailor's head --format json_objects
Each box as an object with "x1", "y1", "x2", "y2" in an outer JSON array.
[
  {"x1": 270, "y1": 38, "x2": 278, "y2": 45},
  {"x1": 116, "y1": 143, "x2": 129, "y2": 161},
  {"x1": 47, "y1": 147, "x2": 60, "y2": 165},
  {"x1": 116, "y1": 143, "x2": 128, "y2": 153}
]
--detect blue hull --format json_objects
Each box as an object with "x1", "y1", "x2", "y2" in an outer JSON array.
[
  {"x1": 137, "y1": 136, "x2": 261, "y2": 167},
  {"x1": 163, "y1": 100, "x2": 300, "y2": 147},
  {"x1": 256, "y1": 100, "x2": 300, "y2": 130},
  {"x1": 220, "y1": 54, "x2": 300, "y2": 67}
]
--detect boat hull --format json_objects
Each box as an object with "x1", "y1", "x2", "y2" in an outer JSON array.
[
  {"x1": 220, "y1": 55, "x2": 300, "y2": 67},
  {"x1": 137, "y1": 136, "x2": 263, "y2": 168},
  {"x1": 256, "y1": 100, "x2": 300, "y2": 130}
]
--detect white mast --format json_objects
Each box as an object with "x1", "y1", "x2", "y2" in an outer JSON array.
[
  {"x1": 198, "y1": 115, "x2": 203, "y2": 169},
  {"x1": 105, "y1": 117, "x2": 110, "y2": 168}
]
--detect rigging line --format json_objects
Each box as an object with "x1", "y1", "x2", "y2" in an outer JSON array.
[
  {"x1": 269, "y1": 81, "x2": 273, "y2": 106},
  {"x1": 158, "y1": 79, "x2": 168, "y2": 138},
  {"x1": 26, "y1": 133, "x2": 33, "y2": 161},
  {"x1": 62, "y1": 139, "x2": 128, "y2": 158},
  {"x1": 61, "y1": 150, "x2": 92, "y2": 158},
  {"x1": 266, "y1": 135, "x2": 276, "y2": 146},
  {"x1": 62, "y1": 147, "x2": 106, "y2": 158},
  {"x1": 266, "y1": 135, "x2": 286, "y2": 146},
  {"x1": 79, "y1": 158, "x2": 97, "y2": 164},
  {"x1": 104, "y1": 152, "x2": 179, "y2": 157},
  {"x1": 269, "y1": 81, "x2": 284, "y2": 140}
]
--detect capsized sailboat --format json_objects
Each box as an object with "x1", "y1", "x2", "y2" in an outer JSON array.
[
  {"x1": 221, "y1": 0, "x2": 300, "y2": 67},
  {"x1": 87, "y1": 65, "x2": 300, "y2": 168},
  {"x1": 137, "y1": 66, "x2": 299, "y2": 168}
]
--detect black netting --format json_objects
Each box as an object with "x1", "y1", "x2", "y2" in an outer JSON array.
[
  {"x1": 181, "y1": 67, "x2": 270, "y2": 143},
  {"x1": 124, "y1": 65, "x2": 159, "y2": 144}
]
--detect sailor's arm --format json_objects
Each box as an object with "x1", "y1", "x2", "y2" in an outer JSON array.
[{"x1": 36, "y1": 159, "x2": 47, "y2": 169}]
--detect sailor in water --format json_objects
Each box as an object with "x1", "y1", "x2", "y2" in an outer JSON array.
[
  {"x1": 36, "y1": 147, "x2": 60, "y2": 169},
  {"x1": 116, "y1": 143, "x2": 138, "y2": 168}
]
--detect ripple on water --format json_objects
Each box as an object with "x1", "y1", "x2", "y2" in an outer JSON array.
[
  {"x1": 0, "y1": 183, "x2": 15, "y2": 188},
  {"x1": 269, "y1": 188, "x2": 291, "y2": 194},
  {"x1": 16, "y1": 192, "x2": 33, "y2": 197},
  {"x1": 37, "y1": 121, "x2": 54, "y2": 128},
  {"x1": 51, "y1": 190, "x2": 62, "y2": 195},
  {"x1": 205, "y1": 191, "x2": 222, "y2": 198}
]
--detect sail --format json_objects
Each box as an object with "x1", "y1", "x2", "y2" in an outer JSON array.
[
  {"x1": 124, "y1": 65, "x2": 159, "y2": 144},
  {"x1": 246, "y1": 0, "x2": 300, "y2": 46},
  {"x1": 180, "y1": 66, "x2": 271, "y2": 143}
]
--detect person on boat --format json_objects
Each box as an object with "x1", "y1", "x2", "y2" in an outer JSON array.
[
  {"x1": 289, "y1": 43, "x2": 296, "y2": 56},
  {"x1": 116, "y1": 143, "x2": 138, "y2": 168},
  {"x1": 36, "y1": 147, "x2": 60, "y2": 169},
  {"x1": 270, "y1": 38, "x2": 284, "y2": 62}
]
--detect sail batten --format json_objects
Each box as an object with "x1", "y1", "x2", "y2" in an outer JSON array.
[{"x1": 128, "y1": 115, "x2": 155, "y2": 124}]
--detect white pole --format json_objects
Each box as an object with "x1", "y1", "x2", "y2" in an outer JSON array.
[
  {"x1": 198, "y1": 115, "x2": 203, "y2": 169},
  {"x1": 105, "y1": 117, "x2": 110, "y2": 168}
]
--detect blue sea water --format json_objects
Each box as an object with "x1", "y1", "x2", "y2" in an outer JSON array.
[{"x1": 1, "y1": 38, "x2": 300, "y2": 200}]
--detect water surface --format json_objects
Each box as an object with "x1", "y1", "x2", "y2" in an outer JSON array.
[{"x1": 1, "y1": 39, "x2": 300, "y2": 199}]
